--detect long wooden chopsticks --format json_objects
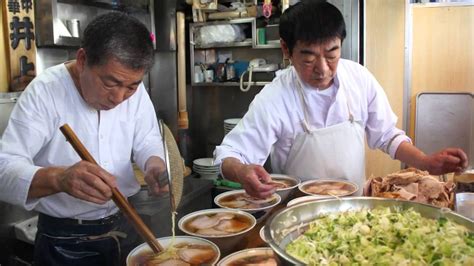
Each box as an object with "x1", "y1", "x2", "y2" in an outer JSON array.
[{"x1": 59, "y1": 124, "x2": 163, "y2": 254}]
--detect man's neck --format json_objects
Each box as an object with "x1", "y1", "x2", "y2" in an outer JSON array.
[{"x1": 65, "y1": 60, "x2": 84, "y2": 98}]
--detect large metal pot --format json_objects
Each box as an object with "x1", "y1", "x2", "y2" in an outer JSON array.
[{"x1": 264, "y1": 197, "x2": 474, "y2": 265}]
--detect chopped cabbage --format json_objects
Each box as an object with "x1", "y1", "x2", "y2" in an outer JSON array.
[{"x1": 285, "y1": 207, "x2": 474, "y2": 265}]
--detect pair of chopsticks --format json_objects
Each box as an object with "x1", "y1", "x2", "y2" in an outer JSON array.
[{"x1": 60, "y1": 124, "x2": 163, "y2": 254}]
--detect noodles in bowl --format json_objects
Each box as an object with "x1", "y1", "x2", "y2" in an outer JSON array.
[{"x1": 126, "y1": 236, "x2": 220, "y2": 266}]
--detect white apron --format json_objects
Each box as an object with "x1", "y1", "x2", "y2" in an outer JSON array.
[{"x1": 283, "y1": 77, "x2": 366, "y2": 195}]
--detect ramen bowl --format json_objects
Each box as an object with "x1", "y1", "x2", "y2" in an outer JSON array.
[
  {"x1": 178, "y1": 208, "x2": 256, "y2": 255},
  {"x1": 286, "y1": 195, "x2": 332, "y2": 207},
  {"x1": 270, "y1": 174, "x2": 301, "y2": 202},
  {"x1": 298, "y1": 179, "x2": 358, "y2": 197},
  {"x1": 214, "y1": 189, "x2": 281, "y2": 214},
  {"x1": 259, "y1": 226, "x2": 268, "y2": 244},
  {"x1": 217, "y1": 247, "x2": 278, "y2": 266},
  {"x1": 126, "y1": 235, "x2": 220, "y2": 266}
]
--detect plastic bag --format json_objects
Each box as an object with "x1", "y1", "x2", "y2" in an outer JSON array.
[{"x1": 195, "y1": 24, "x2": 245, "y2": 46}]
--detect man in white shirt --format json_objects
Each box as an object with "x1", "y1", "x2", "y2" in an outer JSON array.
[
  {"x1": 0, "y1": 12, "x2": 167, "y2": 265},
  {"x1": 214, "y1": 1, "x2": 468, "y2": 198}
]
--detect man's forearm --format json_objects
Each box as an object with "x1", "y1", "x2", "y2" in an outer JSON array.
[
  {"x1": 394, "y1": 141, "x2": 428, "y2": 170},
  {"x1": 28, "y1": 167, "x2": 64, "y2": 200},
  {"x1": 221, "y1": 158, "x2": 245, "y2": 182}
]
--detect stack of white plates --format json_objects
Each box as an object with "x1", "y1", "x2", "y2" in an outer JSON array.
[
  {"x1": 224, "y1": 118, "x2": 241, "y2": 135},
  {"x1": 193, "y1": 158, "x2": 220, "y2": 180}
]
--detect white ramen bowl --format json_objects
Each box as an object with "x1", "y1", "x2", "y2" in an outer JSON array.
[
  {"x1": 298, "y1": 179, "x2": 358, "y2": 197},
  {"x1": 217, "y1": 247, "x2": 277, "y2": 266},
  {"x1": 270, "y1": 174, "x2": 301, "y2": 202},
  {"x1": 214, "y1": 189, "x2": 281, "y2": 213},
  {"x1": 259, "y1": 226, "x2": 268, "y2": 243},
  {"x1": 126, "y1": 235, "x2": 221, "y2": 266},
  {"x1": 287, "y1": 195, "x2": 332, "y2": 207},
  {"x1": 178, "y1": 208, "x2": 256, "y2": 255}
]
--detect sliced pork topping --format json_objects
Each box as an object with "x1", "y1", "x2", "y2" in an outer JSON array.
[
  {"x1": 187, "y1": 212, "x2": 234, "y2": 230},
  {"x1": 364, "y1": 168, "x2": 455, "y2": 208}
]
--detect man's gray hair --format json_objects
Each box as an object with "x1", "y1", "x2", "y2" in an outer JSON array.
[{"x1": 81, "y1": 12, "x2": 154, "y2": 72}]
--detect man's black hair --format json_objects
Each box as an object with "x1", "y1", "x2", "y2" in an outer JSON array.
[
  {"x1": 81, "y1": 12, "x2": 154, "y2": 72},
  {"x1": 279, "y1": 1, "x2": 346, "y2": 55}
]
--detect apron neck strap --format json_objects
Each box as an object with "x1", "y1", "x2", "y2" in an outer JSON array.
[{"x1": 295, "y1": 75, "x2": 312, "y2": 132}]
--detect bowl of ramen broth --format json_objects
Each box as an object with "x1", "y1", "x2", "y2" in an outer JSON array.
[
  {"x1": 298, "y1": 179, "x2": 358, "y2": 197},
  {"x1": 269, "y1": 174, "x2": 300, "y2": 202},
  {"x1": 127, "y1": 236, "x2": 220, "y2": 266},
  {"x1": 178, "y1": 209, "x2": 256, "y2": 255},
  {"x1": 217, "y1": 247, "x2": 278, "y2": 266},
  {"x1": 214, "y1": 190, "x2": 281, "y2": 213}
]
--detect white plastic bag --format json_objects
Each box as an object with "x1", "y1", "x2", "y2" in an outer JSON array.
[{"x1": 195, "y1": 24, "x2": 245, "y2": 46}]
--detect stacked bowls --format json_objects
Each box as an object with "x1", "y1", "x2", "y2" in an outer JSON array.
[
  {"x1": 193, "y1": 158, "x2": 220, "y2": 180},
  {"x1": 223, "y1": 118, "x2": 241, "y2": 135}
]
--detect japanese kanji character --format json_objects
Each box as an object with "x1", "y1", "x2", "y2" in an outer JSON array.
[
  {"x1": 8, "y1": 0, "x2": 21, "y2": 14},
  {"x1": 21, "y1": 0, "x2": 33, "y2": 14},
  {"x1": 10, "y1": 16, "x2": 35, "y2": 50},
  {"x1": 19, "y1": 56, "x2": 35, "y2": 76}
]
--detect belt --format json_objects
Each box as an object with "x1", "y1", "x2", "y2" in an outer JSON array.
[{"x1": 38, "y1": 212, "x2": 123, "y2": 226}]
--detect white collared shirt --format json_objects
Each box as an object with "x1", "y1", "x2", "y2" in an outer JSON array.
[
  {"x1": 214, "y1": 59, "x2": 411, "y2": 173},
  {"x1": 0, "y1": 63, "x2": 164, "y2": 219}
]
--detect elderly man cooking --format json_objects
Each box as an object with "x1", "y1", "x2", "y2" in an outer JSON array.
[
  {"x1": 214, "y1": 1, "x2": 468, "y2": 198},
  {"x1": 0, "y1": 12, "x2": 167, "y2": 265}
]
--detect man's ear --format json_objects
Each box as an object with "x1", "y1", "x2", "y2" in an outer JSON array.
[
  {"x1": 75, "y1": 48, "x2": 86, "y2": 72},
  {"x1": 280, "y1": 39, "x2": 291, "y2": 60}
]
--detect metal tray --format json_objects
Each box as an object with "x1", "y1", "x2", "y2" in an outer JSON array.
[{"x1": 415, "y1": 92, "x2": 473, "y2": 170}]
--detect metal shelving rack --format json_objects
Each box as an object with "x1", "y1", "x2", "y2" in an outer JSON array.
[{"x1": 189, "y1": 17, "x2": 281, "y2": 86}]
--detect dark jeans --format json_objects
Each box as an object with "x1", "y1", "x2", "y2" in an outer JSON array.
[{"x1": 34, "y1": 213, "x2": 142, "y2": 266}]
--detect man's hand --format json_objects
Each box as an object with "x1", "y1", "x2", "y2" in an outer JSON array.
[
  {"x1": 422, "y1": 148, "x2": 468, "y2": 175},
  {"x1": 396, "y1": 142, "x2": 469, "y2": 175},
  {"x1": 237, "y1": 164, "x2": 276, "y2": 198},
  {"x1": 222, "y1": 158, "x2": 276, "y2": 198},
  {"x1": 57, "y1": 161, "x2": 117, "y2": 204},
  {"x1": 144, "y1": 156, "x2": 169, "y2": 196}
]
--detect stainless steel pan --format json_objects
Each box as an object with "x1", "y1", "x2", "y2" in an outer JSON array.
[{"x1": 264, "y1": 197, "x2": 474, "y2": 265}]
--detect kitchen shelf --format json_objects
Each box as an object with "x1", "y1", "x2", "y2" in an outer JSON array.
[
  {"x1": 192, "y1": 81, "x2": 270, "y2": 87},
  {"x1": 59, "y1": 0, "x2": 150, "y2": 12},
  {"x1": 189, "y1": 17, "x2": 283, "y2": 86},
  {"x1": 253, "y1": 42, "x2": 281, "y2": 49},
  {"x1": 194, "y1": 40, "x2": 253, "y2": 49}
]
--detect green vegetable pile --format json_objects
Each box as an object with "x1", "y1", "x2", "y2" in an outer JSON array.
[{"x1": 285, "y1": 207, "x2": 474, "y2": 265}]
